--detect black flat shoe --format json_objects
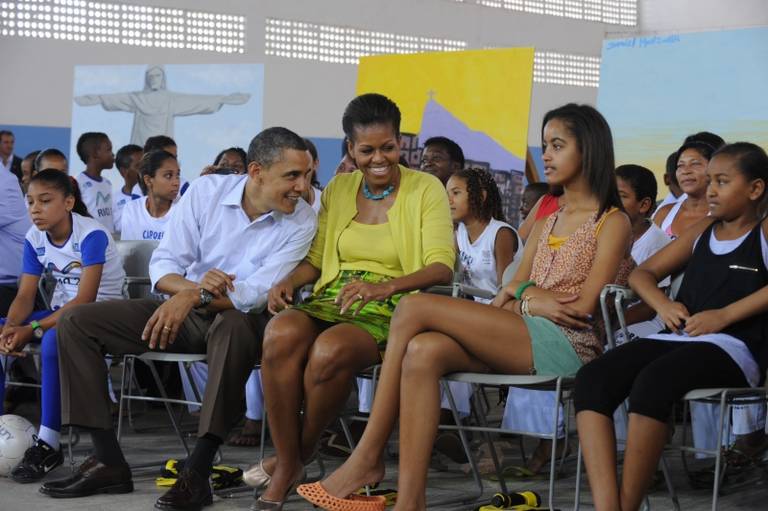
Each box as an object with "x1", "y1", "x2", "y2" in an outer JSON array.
[
  {"x1": 154, "y1": 468, "x2": 213, "y2": 510},
  {"x1": 39, "y1": 456, "x2": 133, "y2": 498}
]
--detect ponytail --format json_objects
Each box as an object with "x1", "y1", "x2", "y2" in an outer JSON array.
[{"x1": 29, "y1": 169, "x2": 91, "y2": 217}]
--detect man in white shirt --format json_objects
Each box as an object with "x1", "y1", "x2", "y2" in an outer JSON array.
[{"x1": 44, "y1": 128, "x2": 318, "y2": 510}]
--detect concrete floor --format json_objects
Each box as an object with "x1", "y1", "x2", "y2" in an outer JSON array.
[{"x1": 1, "y1": 400, "x2": 768, "y2": 510}]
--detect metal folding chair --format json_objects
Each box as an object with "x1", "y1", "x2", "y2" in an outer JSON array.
[
  {"x1": 598, "y1": 282, "x2": 768, "y2": 511},
  {"x1": 440, "y1": 372, "x2": 576, "y2": 510}
]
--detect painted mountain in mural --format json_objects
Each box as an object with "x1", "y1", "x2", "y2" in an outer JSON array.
[{"x1": 419, "y1": 98, "x2": 525, "y2": 172}]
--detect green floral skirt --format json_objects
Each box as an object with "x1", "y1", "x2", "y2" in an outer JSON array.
[{"x1": 295, "y1": 270, "x2": 403, "y2": 348}]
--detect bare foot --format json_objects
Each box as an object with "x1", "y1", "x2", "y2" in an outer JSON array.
[
  {"x1": 227, "y1": 418, "x2": 262, "y2": 447},
  {"x1": 527, "y1": 439, "x2": 569, "y2": 474},
  {"x1": 320, "y1": 452, "x2": 385, "y2": 499}
]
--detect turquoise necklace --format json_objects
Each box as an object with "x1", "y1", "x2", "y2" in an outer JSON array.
[{"x1": 362, "y1": 180, "x2": 395, "y2": 200}]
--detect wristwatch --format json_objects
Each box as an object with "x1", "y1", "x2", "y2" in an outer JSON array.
[
  {"x1": 198, "y1": 288, "x2": 214, "y2": 308},
  {"x1": 29, "y1": 320, "x2": 44, "y2": 340}
]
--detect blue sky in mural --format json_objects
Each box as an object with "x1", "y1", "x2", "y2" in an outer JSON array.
[{"x1": 599, "y1": 27, "x2": 768, "y2": 178}]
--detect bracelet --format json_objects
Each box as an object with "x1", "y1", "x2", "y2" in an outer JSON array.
[{"x1": 514, "y1": 280, "x2": 536, "y2": 300}]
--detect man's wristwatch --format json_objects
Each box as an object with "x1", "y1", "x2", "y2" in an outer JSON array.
[
  {"x1": 29, "y1": 320, "x2": 44, "y2": 340},
  {"x1": 198, "y1": 288, "x2": 214, "y2": 308}
]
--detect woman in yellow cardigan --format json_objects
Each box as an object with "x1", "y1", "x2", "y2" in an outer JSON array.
[{"x1": 253, "y1": 93, "x2": 455, "y2": 509}]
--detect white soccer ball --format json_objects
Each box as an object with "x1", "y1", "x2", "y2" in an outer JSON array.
[{"x1": 0, "y1": 415, "x2": 36, "y2": 477}]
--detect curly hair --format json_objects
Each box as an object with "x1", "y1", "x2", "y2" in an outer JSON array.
[{"x1": 453, "y1": 168, "x2": 505, "y2": 223}]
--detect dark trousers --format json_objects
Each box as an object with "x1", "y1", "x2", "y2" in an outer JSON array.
[
  {"x1": 0, "y1": 284, "x2": 17, "y2": 317},
  {"x1": 574, "y1": 339, "x2": 749, "y2": 423},
  {"x1": 57, "y1": 299, "x2": 268, "y2": 439}
]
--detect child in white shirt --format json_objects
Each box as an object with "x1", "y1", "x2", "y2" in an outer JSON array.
[
  {"x1": 75, "y1": 132, "x2": 116, "y2": 232},
  {"x1": 120, "y1": 150, "x2": 179, "y2": 241}
]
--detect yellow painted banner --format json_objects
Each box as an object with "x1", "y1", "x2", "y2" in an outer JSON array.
[{"x1": 357, "y1": 48, "x2": 534, "y2": 164}]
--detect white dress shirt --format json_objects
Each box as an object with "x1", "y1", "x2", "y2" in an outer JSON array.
[{"x1": 149, "y1": 174, "x2": 318, "y2": 313}]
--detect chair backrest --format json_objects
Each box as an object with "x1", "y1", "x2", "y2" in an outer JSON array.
[
  {"x1": 115, "y1": 239, "x2": 159, "y2": 299},
  {"x1": 37, "y1": 268, "x2": 56, "y2": 310},
  {"x1": 668, "y1": 272, "x2": 685, "y2": 301}
]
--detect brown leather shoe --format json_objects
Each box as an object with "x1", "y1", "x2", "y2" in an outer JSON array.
[
  {"x1": 154, "y1": 468, "x2": 213, "y2": 510},
  {"x1": 39, "y1": 456, "x2": 133, "y2": 498}
]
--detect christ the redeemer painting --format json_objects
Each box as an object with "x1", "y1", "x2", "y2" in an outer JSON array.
[{"x1": 74, "y1": 65, "x2": 251, "y2": 146}]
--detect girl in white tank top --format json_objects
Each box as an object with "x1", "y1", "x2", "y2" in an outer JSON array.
[{"x1": 447, "y1": 168, "x2": 522, "y2": 303}]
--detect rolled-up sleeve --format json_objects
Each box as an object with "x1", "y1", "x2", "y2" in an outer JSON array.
[
  {"x1": 148, "y1": 190, "x2": 200, "y2": 291},
  {"x1": 420, "y1": 179, "x2": 456, "y2": 270},
  {"x1": 228, "y1": 212, "x2": 318, "y2": 313}
]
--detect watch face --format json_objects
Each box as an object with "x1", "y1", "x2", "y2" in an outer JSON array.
[{"x1": 33, "y1": 327, "x2": 44, "y2": 340}]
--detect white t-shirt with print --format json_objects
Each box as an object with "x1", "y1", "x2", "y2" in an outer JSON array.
[
  {"x1": 76, "y1": 172, "x2": 115, "y2": 232},
  {"x1": 120, "y1": 197, "x2": 175, "y2": 242},
  {"x1": 23, "y1": 213, "x2": 125, "y2": 308},
  {"x1": 113, "y1": 189, "x2": 141, "y2": 234}
]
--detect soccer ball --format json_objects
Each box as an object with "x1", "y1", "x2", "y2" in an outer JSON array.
[{"x1": 0, "y1": 415, "x2": 36, "y2": 476}]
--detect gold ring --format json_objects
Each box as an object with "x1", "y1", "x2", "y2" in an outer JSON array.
[
  {"x1": 357, "y1": 294, "x2": 364, "y2": 299},
  {"x1": 162, "y1": 326, "x2": 171, "y2": 331}
]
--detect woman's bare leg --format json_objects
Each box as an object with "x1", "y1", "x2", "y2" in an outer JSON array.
[
  {"x1": 320, "y1": 293, "x2": 534, "y2": 498},
  {"x1": 259, "y1": 309, "x2": 320, "y2": 502},
  {"x1": 619, "y1": 413, "x2": 668, "y2": 511},
  {"x1": 300, "y1": 324, "x2": 381, "y2": 461},
  {"x1": 576, "y1": 410, "x2": 621, "y2": 511},
  {"x1": 394, "y1": 332, "x2": 487, "y2": 511}
]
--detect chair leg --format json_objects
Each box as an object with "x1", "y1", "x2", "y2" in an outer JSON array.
[
  {"x1": 427, "y1": 380, "x2": 484, "y2": 508},
  {"x1": 546, "y1": 378, "x2": 562, "y2": 511},
  {"x1": 573, "y1": 441, "x2": 582, "y2": 511},
  {"x1": 259, "y1": 409, "x2": 268, "y2": 462},
  {"x1": 145, "y1": 359, "x2": 191, "y2": 456},
  {"x1": 470, "y1": 383, "x2": 507, "y2": 495},
  {"x1": 711, "y1": 392, "x2": 729, "y2": 511},
  {"x1": 116, "y1": 355, "x2": 131, "y2": 443}
]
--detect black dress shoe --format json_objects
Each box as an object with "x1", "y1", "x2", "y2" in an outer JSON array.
[
  {"x1": 39, "y1": 456, "x2": 133, "y2": 498},
  {"x1": 155, "y1": 468, "x2": 213, "y2": 510}
]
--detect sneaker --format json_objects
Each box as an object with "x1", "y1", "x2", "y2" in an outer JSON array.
[{"x1": 11, "y1": 437, "x2": 64, "y2": 483}]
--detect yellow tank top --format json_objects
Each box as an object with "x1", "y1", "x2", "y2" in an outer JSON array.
[
  {"x1": 338, "y1": 221, "x2": 404, "y2": 277},
  {"x1": 547, "y1": 207, "x2": 618, "y2": 251}
]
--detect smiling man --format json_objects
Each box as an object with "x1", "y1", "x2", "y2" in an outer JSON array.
[
  {"x1": 419, "y1": 136, "x2": 465, "y2": 186},
  {"x1": 43, "y1": 127, "x2": 318, "y2": 511}
]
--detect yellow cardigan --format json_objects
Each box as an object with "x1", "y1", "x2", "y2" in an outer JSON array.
[{"x1": 307, "y1": 166, "x2": 455, "y2": 293}]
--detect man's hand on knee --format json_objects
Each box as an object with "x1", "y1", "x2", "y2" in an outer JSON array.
[{"x1": 142, "y1": 289, "x2": 199, "y2": 350}]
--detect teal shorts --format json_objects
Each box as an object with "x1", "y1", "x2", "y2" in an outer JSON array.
[{"x1": 523, "y1": 316, "x2": 583, "y2": 376}]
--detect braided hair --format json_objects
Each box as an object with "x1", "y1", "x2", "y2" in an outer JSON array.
[{"x1": 453, "y1": 168, "x2": 506, "y2": 223}]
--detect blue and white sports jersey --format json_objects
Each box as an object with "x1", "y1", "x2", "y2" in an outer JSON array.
[
  {"x1": 76, "y1": 172, "x2": 115, "y2": 232},
  {"x1": 113, "y1": 189, "x2": 141, "y2": 234},
  {"x1": 23, "y1": 213, "x2": 125, "y2": 308},
  {"x1": 120, "y1": 197, "x2": 174, "y2": 242}
]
